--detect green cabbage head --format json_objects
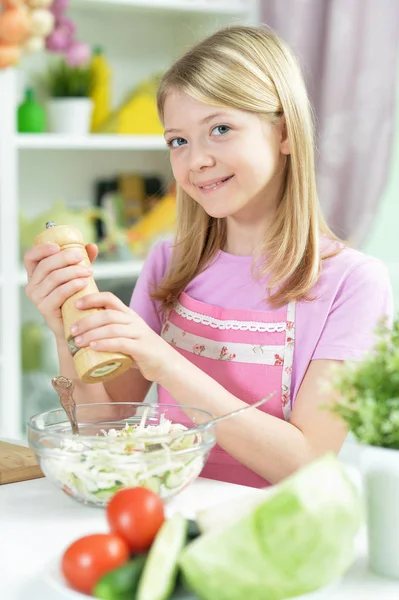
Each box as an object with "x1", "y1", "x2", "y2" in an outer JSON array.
[{"x1": 179, "y1": 454, "x2": 362, "y2": 600}]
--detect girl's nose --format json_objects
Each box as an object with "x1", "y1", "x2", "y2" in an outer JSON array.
[{"x1": 188, "y1": 142, "x2": 216, "y2": 171}]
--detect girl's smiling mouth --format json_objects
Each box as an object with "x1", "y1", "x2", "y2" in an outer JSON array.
[{"x1": 196, "y1": 175, "x2": 234, "y2": 193}]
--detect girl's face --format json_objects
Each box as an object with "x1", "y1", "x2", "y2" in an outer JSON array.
[{"x1": 163, "y1": 91, "x2": 290, "y2": 223}]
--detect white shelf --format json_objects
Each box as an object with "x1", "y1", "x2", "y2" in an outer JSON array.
[
  {"x1": 16, "y1": 134, "x2": 168, "y2": 151},
  {"x1": 71, "y1": 0, "x2": 249, "y2": 15},
  {"x1": 92, "y1": 258, "x2": 144, "y2": 279},
  {"x1": 18, "y1": 259, "x2": 144, "y2": 285}
]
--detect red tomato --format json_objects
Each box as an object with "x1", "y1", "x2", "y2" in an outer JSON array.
[
  {"x1": 61, "y1": 533, "x2": 130, "y2": 595},
  {"x1": 106, "y1": 487, "x2": 165, "y2": 553}
]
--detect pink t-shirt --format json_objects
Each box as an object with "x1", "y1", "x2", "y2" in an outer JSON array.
[{"x1": 130, "y1": 238, "x2": 393, "y2": 405}]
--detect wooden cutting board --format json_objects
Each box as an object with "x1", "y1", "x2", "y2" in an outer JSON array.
[{"x1": 0, "y1": 441, "x2": 44, "y2": 484}]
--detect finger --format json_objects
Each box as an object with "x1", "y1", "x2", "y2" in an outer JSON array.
[
  {"x1": 75, "y1": 291, "x2": 130, "y2": 313},
  {"x1": 35, "y1": 278, "x2": 90, "y2": 314},
  {"x1": 72, "y1": 310, "x2": 132, "y2": 336},
  {"x1": 23, "y1": 244, "x2": 60, "y2": 279},
  {"x1": 29, "y1": 249, "x2": 86, "y2": 287},
  {"x1": 74, "y1": 323, "x2": 135, "y2": 347},
  {"x1": 86, "y1": 244, "x2": 98, "y2": 264},
  {"x1": 88, "y1": 337, "x2": 136, "y2": 357},
  {"x1": 28, "y1": 263, "x2": 93, "y2": 298},
  {"x1": 28, "y1": 265, "x2": 92, "y2": 304}
]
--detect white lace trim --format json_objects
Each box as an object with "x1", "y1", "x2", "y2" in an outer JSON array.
[
  {"x1": 162, "y1": 322, "x2": 285, "y2": 365},
  {"x1": 174, "y1": 302, "x2": 286, "y2": 333}
]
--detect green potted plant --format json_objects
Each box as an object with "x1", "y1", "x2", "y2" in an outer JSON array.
[
  {"x1": 44, "y1": 58, "x2": 94, "y2": 135},
  {"x1": 330, "y1": 316, "x2": 399, "y2": 580}
]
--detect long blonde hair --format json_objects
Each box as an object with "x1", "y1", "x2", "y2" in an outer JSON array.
[{"x1": 153, "y1": 25, "x2": 339, "y2": 310}]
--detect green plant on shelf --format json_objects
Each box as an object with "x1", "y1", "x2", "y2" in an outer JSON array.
[
  {"x1": 329, "y1": 316, "x2": 399, "y2": 450},
  {"x1": 44, "y1": 59, "x2": 94, "y2": 98}
]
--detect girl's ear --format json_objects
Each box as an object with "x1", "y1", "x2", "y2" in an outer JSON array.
[{"x1": 280, "y1": 114, "x2": 290, "y2": 155}]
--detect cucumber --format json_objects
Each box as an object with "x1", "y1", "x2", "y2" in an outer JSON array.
[
  {"x1": 140, "y1": 475, "x2": 161, "y2": 494},
  {"x1": 170, "y1": 433, "x2": 196, "y2": 450},
  {"x1": 92, "y1": 483, "x2": 124, "y2": 500},
  {"x1": 93, "y1": 554, "x2": 147, "y2": 600},
  {"x1": 70, "y1": 473, "x2": 85, "y2": 495},
  {"x1": 163, "y1": 469, "x2": 185, "y2": 489},
  {"x1": 136, "y1": 513, "x2": 188, "y2": 600},
  {"x1": 186, "y1": 519, "x2": 201, "y2": 542}
]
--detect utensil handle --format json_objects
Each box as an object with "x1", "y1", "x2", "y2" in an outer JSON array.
[{"x1": 208, "y1": 390, "x2": 277, "y2": 427}]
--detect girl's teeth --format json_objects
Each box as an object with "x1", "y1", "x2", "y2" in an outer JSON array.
[{"x1": 202, "y1": 177, "x2": 229, "y2": 190}]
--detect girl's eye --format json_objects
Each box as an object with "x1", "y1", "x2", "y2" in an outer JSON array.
[
  {"x1": 168, "y1": 137, "x2": 187, "y2": 148},
  {"x1": 211, "y1": 125, "x2": 231, "y2": 136}
]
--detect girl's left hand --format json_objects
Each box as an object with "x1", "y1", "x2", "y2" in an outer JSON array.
[{"x1": 71, "y1": 292, "x2": 175, "y2": 383}]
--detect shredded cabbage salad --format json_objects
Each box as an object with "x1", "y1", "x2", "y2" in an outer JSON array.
[{"x1": 41, "y1": 409, "x2": 206, "y2": 506}]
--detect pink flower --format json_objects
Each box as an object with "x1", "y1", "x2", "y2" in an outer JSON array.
[
  {"x1": 162, "y1": 323, "x2": 170, "y2": 334},
  {"x1": 219, "y1": 346, "x2": 236, "y2": 361},
  {"x1": 286, "y1": 321, "x2": 294, "y2": 331},
  {"x1": 51, "y1": 0, "x2": 70, "y2": 18},
  {"x1": 274, "y1": 354, "x2": 283, "y2": 366},
  {"x1": 58, "y1": 16, "x2": 75, "y2": 36},
  {"x1": 65, "y1": 40, "x2": 91, "y2": 67},
  {"x1": 46, "y1": 19, "x2": 75, "y2": 53},
  {"x1": 284, "y1": 366, "x2": 292, "y2": 374},
  {"x1": 193, "y1": 344, "x2": 205, "y2": 355}
]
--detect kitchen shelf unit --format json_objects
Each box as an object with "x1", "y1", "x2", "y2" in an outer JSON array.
[
  {"x1": 0, "y1": 0, "x2": 260, "y2": 439},
  {"x1": 16, "y1": 134, "x2": 168, "y2": 151}
]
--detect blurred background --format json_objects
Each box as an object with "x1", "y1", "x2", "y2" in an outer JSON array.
[{"x1": 0, "y1": 0, "x2": 398, "y2": 438}]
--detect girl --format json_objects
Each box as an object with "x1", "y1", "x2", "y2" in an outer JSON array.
[{"x1": 25, "y1": 25, "x2": 393, "y2": 487}]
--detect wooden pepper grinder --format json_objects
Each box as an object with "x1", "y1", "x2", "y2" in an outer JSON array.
[{"x1": 34, "y1": 222, "x2": 133, "y2": 383}]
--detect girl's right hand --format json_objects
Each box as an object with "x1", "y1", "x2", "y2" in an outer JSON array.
[{"x1": 24, "y1": 243, "x2": 98, "y2": 339}]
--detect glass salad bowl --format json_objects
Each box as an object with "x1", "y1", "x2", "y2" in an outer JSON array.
[{"x1": 27, "y1": 402, "x2": 217, "y2": 507}]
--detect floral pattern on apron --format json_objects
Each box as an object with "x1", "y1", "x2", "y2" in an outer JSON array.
[{"x1": 159, "y1": 291, "x2": 296, "y2": 488}]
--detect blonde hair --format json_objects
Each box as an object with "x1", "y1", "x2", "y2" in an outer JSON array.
[{"x1": 153, "y1": 25, "x2": 340, "y2": 310}]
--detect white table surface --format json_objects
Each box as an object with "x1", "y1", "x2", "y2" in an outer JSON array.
[{"x1": 1, "y1": 455, "x2": 398, "y2": 599}]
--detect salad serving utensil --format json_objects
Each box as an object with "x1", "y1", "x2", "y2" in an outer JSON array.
[
  {"x1": 200, "y1": 390, "x2": 276, "y2": 429},
  {"x1": 145, "y1": 390, "x2": 278, "y2": 450},
  {"x1": 52, "y1": 376, "x2": 79, "y2": 435}
]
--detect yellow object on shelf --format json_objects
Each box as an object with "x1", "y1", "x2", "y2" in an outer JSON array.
[
  {"x1": 96, "y1": 77, "x2": 163, "y2": 135},
  {"x1": 127, "y1": 191, "x2": 176, "y2": 255},
  {"x1": 90, "y1": 46, "x2": 111, "y2": 132}
]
